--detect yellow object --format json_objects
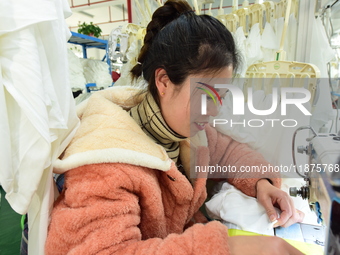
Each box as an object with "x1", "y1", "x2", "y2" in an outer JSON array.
[
  {"x1": 133, "y1": 0, "x2": 148, "y2": 26},
  {"x1": 249, "y1": 3, "x2": 265, "y2": 33},
  {"x1": 217, "y1": 15, "x2": 227, "y2": 27},
  {"x1": 244, "y1": 0, "x2": 321, "y2": 110},
  {"x1": 216, "y1": 0, "x2": 226, "y2": 26},
  {"x1": 263, "y1": 1, "x2": 275, "y2": 25},
  {"x1": 235, "y1": 7, "x2": 250, "y2": 35},
  {"x1": 277, "y1": 0, "x2": 292, "y2": 60},
  {"x1": 245, "y1": 61, "x2": 320, "y2": 107},
  {"x1": 225, "y1": 14, "x2": 239, "y2": 33},
  {"x1": 144, "y1": 0, "x2": 152, "y2": 20},
  {"x1": 228, "y1": 229, "x2": 324, "y2": 255}
]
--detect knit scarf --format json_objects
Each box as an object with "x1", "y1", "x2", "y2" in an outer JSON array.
[{"x1": 129, "y1": 93, "x2": 186, "y2": 163}]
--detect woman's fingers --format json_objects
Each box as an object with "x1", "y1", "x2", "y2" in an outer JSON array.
[{"x1": 279, "y1": 209, "x2": 305, "y2": 228}]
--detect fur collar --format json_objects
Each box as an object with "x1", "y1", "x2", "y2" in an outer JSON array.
[{"x1": 53, "y1": 86, "x2": 173, "y2": 174}]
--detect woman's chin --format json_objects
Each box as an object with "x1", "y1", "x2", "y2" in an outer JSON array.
[{"x1": 189, "y1": 122, "x2": 207, "y2": 136}]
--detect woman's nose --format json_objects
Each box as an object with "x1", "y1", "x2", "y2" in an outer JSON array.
[{"x1": 206, "y1": 102, "x2": 221, "y2": 117}]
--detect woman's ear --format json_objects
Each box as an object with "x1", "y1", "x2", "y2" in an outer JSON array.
[{"x1": 155, "y1": 68, "x2": 170, "y2": 96}]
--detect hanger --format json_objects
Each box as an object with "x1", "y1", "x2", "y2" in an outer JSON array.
[
  {"x1": 263, "y1": 1, "x2": 275, "y2": 26},
  {"x1": 235, "y1": 1, "x2": 250, "y2": 35},
  {"x1": 249, "y1": 1, "x2": 266, "y2": 33},
  {"x1": 217, "y1": 0, "x2": 227, "y2": 26},
  {"x1": 134, "y1": 0, "x2": 149, "y2": 26},
  {"x1": 245, "y1": 0, "x2": 321, "y2": 109}
]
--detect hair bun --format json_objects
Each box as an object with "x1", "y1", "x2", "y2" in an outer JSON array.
[{"x1": 131, "y1": 0, "x2": 193, "y2": 80}]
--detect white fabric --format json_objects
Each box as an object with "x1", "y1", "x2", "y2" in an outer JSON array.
[
  {"x1": 310, "y1": 18, "x2": 335, "y2": 77},
  {"x1": 309, "y1": 17, "x2": 335, "y2": 132},
  {"x1": 261, "y1": 22, "x2": 277, "y2": 62},
  {"x1": 245, "y1": 23, "x2": 263, "y2": 66},
  {"x1": 80, "y1": 58, "x2": 112, "y2": 89},
  {"x1": 205, "y1": 182, "x2": 276, "y2": 235},
  {"x1": 206, "y1": 179, "x2": 319, "y2": 236},
  {"x1": 261, "y1": 23, "x2": 277, "y2": 50},
  {"x1": 114, "y1": 40, "x2": 147, "y2": 88},
  {"x1": 286, "y1": 14, "x2": 298, "y2": 61},
  {"x1": 0, "y1": 0, "x2": 57, "y2": 35},
  {"x1": 68, "y1": 49, "x2": 87, "y2": 90},
  {"x1": 233, "y1": 27, "x2": 247, "y2": 77},
  {"x1": 271, "y1": 15, "x2": 297, "y2": 61},
  {"x1": 0, "y1": 0, "x2": 79, "y2": 254},
  {"x1": 274, "y1": 17, "x2": 285, "y2": 51}
]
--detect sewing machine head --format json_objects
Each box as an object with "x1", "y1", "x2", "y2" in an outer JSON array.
[{"x1": 290, "y1": 132, "x2": 340, "y2": 254}]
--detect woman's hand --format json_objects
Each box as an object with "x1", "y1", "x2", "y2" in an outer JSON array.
[
  {"x1": 228, "y1": 236, "x2": 305, "y2": 255},
  {"x1": 256, "y1": 179, "x2": 304, "y2": 228}
]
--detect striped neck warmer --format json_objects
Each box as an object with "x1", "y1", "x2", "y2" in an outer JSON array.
[{"x1": 129, "y1": 93, "x2": 187, "y2": 163}]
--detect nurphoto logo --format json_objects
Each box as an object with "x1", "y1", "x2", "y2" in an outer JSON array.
[
  {"x1": 201, "y1": 84, "x2": 311, "y2": 116},
  {"x1": 196, "y1": 79, "x2": 312, "y2": 128}
]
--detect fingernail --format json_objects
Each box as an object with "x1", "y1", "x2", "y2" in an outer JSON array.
[{"x1": 270, "y1": 215, "x2": 276, "y2": 222}]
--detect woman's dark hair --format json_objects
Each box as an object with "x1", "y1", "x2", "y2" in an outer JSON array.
[{"x1": 130, "y1": 0, "x2": 239, "y2": 105}]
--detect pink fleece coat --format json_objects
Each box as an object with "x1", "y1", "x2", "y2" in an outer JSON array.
[{"x1": 45, "y1": 86, "x2": 281, "y2": 255}]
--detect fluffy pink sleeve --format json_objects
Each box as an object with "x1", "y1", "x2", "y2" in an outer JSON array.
[
  {"x1": 205, "y1": 125, "x2": 281, "y2": 197},
  {"x1": 45, "y1": 163, "x2": 230, "y2": 255}
]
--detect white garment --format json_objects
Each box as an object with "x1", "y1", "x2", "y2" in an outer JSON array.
[
  {"x1": 261, "y1": 22, "x2": 278, "y2": 62},
  {"x1": 80, "y1": 58, "x2": 112, "y2": 89},
  {"x1": 272, "y1": 15, "x2": 298, "y2": 61},
  {"x1": 309, "y1": 17, "x2": 335, "y2": 132},
  {"x1": 0, "y1": 0, "x2": 79, "y2": 254},
  {"x1": 114, "y1": 40, "x2": 147, "y2": 88},
  {"x1": 206, "y1": 180, "x2": 319, "y2": 236},
  {"x1": 274, "y1": 17, "x2": 285, "y2": 51},
  {"x1": 286, "y1": 14, "x2": 298, "y2": 61},
  {"x1": 310, "y1": 18, "x2": 335, "y2": 77},
  {"x1": 68, "y1": 49, "x2": 87, "y2": 90},
  {"x1": 233, "y1": 27, "x2": 247, "y2": 77},
  {"x1": 245, "y1": 23, "x2": 263, "y2": 66},
  {"x1": 205, "y1": 182, "x2": 276, "y2": 236}
]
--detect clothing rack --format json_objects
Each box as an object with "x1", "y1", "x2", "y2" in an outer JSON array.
[
  {"x1": 244, "y1": 0, "x2": 321, "y2": 109},
  {"x1": 68, "y1": 31, "x2": 109, "y2": 64}
]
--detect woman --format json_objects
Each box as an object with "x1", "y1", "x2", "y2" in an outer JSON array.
[{"x1": 46, "y1": 1, "x2": 304, "y2": 254}]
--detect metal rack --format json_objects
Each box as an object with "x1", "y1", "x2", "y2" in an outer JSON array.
[
  {"x1": 68, "y1": 31, "x2": 111, "y2": 92},
  {"x1": 68, "y1": 31, "x2": 110, "y2": 66}
]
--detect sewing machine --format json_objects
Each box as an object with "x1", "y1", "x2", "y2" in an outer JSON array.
[{"x1": 290, "y1": 131, "x2": 340, "y2": 254}]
